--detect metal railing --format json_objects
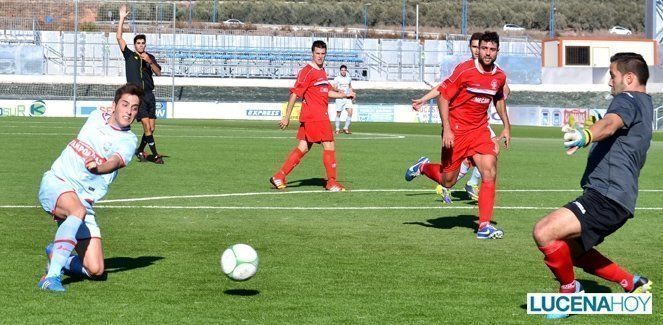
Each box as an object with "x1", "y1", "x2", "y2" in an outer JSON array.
[{"x1": 655, "y1": 105, "x2": 663, "y2": 130}]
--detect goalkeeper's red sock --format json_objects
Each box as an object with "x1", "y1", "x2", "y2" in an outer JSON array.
[
  {"x1": 572, "y1": 249, "x2": 634, "y2": 291},
  {"x1": 477, "y1": 180, "x2": 495, "y2": 226},
  {"x1": 276, "y1": 148, "x2": 305, "y2": 178},
  {"x1": 421, "y1": 163, "x2": 442, "y2": 184},
  {"x1": 539, "y1": 240, "x2": 577, "y2": 293}
]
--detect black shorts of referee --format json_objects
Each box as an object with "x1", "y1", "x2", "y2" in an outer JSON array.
[{"x1": 137, "y1": 91, "x2": 156, "y2": 120}]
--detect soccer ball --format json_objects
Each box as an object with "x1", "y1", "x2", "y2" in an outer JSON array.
[{"x1": 220, "y1": 243, "x2": 259, "y2": 281}]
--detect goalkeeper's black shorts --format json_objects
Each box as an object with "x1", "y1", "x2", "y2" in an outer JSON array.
[{"x1": 564, "y1": 188, "x2": 633, "y2": 252}]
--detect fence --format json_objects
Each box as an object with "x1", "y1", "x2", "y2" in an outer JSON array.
[{"x1": 0, "y1": 0, "x2": 544, "y2": 112}]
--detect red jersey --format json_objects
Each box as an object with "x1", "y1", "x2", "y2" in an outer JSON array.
[
  {"x1": 290, "y1": 63, "x2": 331, "y2": 122},
  {"x1": 438, "y1": 59, "x2": 506, "y2": 134}
]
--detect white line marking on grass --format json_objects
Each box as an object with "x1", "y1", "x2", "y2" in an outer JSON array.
[
  {"x1": 96, "y1": 188, "x2": 663, "y2": 203},
  {"x1": 3, "y1": 205, "x2": 663, "y2": 211},
  {"x1": 0, "y1": 125, "x2": 79, "y2": 129},
  {"x1": 0, "y1": 132, "x2": 403, "y2": 140}
]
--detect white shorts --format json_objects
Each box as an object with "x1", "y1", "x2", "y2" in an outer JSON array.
[
  {"x1": 335, "y1": 99, "x2": 354, "y2": 112},
  {"x1": 38, "y1": 171, "x2": 101, "y2": 239}
]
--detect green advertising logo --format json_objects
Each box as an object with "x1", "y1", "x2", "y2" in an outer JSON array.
[{"x1": 30, "y1": 100, "x2": 47, "y2": 116}]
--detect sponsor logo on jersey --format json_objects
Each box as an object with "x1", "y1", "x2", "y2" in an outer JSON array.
[
  {"x1": 68, "y1": 139, "x2": 107, "y2": 166},
  {"x1": 473, "y1": 97, "x2": 492, "y2": 104}
]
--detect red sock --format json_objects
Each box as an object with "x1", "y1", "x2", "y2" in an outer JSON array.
[
  {"x1": 572, "y1": 249, "x2": 634, "y2": 291},
  {"x1": 478, "y1": 180, "x2": 496, "y2": 225},
  {"x1": 277, "y1": 148, "x2": 305, "y2": 177},
  {"x1": 539, "y1": 240, "x2": 576, "y2": 292},
  {"x1": 323, "y1": 150, "x2": 337, "y2": 182},
  {"x1": 421, "y1": 163, "x2": 442, "y2": 184}
]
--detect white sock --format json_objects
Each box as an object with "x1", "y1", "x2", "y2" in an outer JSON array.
[
  {"x1": 335, "y1": 117, "x2": 340, "y2": 130},
  {"x1": 467, "y1": 167, "x2": 481, "y2": 186},
  {"x1": 457, "y1": 161, "x2": 470, "y2": 181},
  {"x1": 344, "y1": 117, "x2": 351, "y2": 130},
  {"x1": 46, "y1": 216, "x2": 82, "y2": 278}
]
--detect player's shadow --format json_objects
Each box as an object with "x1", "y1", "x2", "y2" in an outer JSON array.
[
  {"x1": 224, "y1": 289, "x2": 260, "y2": 296},
  {"x1": 577, "y1": 279, "x2": 613, "y2": 293},
  {"x1": 451, "y1": 190, "x2": 476, "y2": 203},
  {"x1": 405, "y1": 191, "x2": 476, "y2": 205},
  {"x1": 518, "y1": 280, "x2": 613, "y2": 310},
  {"x1": 61, "y1": 256, "x2": 164, "y2": 284},
  {"x1": 286, "y1": 178, "x2": 326, "y2": 188},
  {"x1": 105, "y1": 256, "x2": 164, "y2": 274},
  {"x1": 404, "y1": 214, "x2": 486, "y2": 232}
]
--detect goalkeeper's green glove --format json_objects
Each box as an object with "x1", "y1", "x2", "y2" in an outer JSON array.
[{"x1": 562, "y1": 122, "x2": 593, "y2": 155}]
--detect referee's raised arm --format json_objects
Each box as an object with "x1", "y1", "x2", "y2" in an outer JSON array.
[{"x1": 116, "y1": 5, "x2": 129, "y2": 52}]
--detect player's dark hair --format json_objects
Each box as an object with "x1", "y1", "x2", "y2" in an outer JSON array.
[
  {"x1": 469, "y1": 32, "x2": 483, "y2": 45},
  {"x1": 479, "y1": 31, "x2": 499, "y2": 48},
  {"x1": 610, "y1": 52, "x2": 649, "y2": 85},
  {"x1": 311, "y1": 40, "x2": 327, "y2": 52},
  {"x1": 340, "y1": 65, "x2": 347, "y2": 70},
  {"x1": 134, "y1": 34, "x2": 146, "y2": 44},
  {"x1": 114, "y1": 83, "x2": 144, "y2": 105}
]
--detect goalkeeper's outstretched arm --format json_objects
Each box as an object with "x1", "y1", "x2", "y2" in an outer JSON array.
[
  {"x1": 564, "y1": 113, "x2": 624, "y2": 154},
  {"x1": 587, "y1": 113, "x2": 624, "y2": 142}
]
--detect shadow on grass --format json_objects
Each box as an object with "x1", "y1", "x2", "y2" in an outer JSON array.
[
  {"x1": 286, "y1": 178, "x2": 326, "y2": 188},
  {"x1": 451, "y1": 190, "x2": 476, "y2": 202},
  {"x1": 224, "y1": 289, "x2": 260, "y2": 296},
  {"x1": 577, "y1": 279, "x2": 613, "y2": 293},
  {"x1": 404, "y1": 214, "x2": 483, "y2": 232},
  {"x1": 405, "y1": 190, "x2": 476, "y2": 205},
  {"x1": 61, "y1": 256, "x2": 164, "y2": 284}
]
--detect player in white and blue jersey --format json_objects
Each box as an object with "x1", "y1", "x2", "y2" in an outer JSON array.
[
  {"x1": 333, "y1": 65, "x2": 354, "y2": 134},
  {"x1": 37, "y1": 84, "x2": 142, "y2": 292}
]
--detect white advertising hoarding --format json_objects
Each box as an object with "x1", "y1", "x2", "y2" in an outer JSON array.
[{"x1": 1, "y1": 99, "x2": 604, "y2": 128}]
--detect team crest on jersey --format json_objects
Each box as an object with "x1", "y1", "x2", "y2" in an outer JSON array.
[
  {"x1": 490, "y1": 79, "x2": 499, "y2": 90},
  {"x1": 103, "y1": 141, "x2": 113, "y2": 153}
]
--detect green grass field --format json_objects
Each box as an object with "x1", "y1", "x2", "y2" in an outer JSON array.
[{"x1": 0, "y1": 117, "x2": 661, "y2": 324}]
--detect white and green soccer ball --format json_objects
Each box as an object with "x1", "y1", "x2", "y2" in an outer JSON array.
[{"x1": 221, "y1": 243, "x2": 259, "y2": 281}]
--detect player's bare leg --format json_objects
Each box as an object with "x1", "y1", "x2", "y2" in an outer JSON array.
[
  {"x1": 74, "y1": 238, "x2": 105, "y2": 278},
  {"x1": 473, "y1": 153, "x2": 502, "y2": 239},
  {"x1": 321, "y1": 141, "x2": 345, "y2": 191}
]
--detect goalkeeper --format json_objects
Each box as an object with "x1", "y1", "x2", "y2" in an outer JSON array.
[{"x1": 531, "y1": 52, "x2": 653, "y2": 319}]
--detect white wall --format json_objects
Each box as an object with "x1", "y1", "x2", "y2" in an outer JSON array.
[{"x1": 563, "y1": 39, "x2": 656, "y2": 67}]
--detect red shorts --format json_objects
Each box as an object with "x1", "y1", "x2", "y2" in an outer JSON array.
[
  {"x1": 296, "y1": 121, "x2": 334, "y2": 143},
  {"x1": 441, "y1": 126, "x2": 497, "y2": 173}
]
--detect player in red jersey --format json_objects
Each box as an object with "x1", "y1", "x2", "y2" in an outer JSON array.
[
  {"x1": 413, "y1": 32, "x2": 509, "y2": 201},
  {"x1": 270, "y1": 40, "x2": 356, "y2": 192},
  {"x1": 406, "y1": 32, "x2": 511, "y2": 239}
]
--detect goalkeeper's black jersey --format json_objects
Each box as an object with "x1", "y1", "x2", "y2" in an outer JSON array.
[{"x1": 580, "y1": 91, "x2": 652, "y2": 214}]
